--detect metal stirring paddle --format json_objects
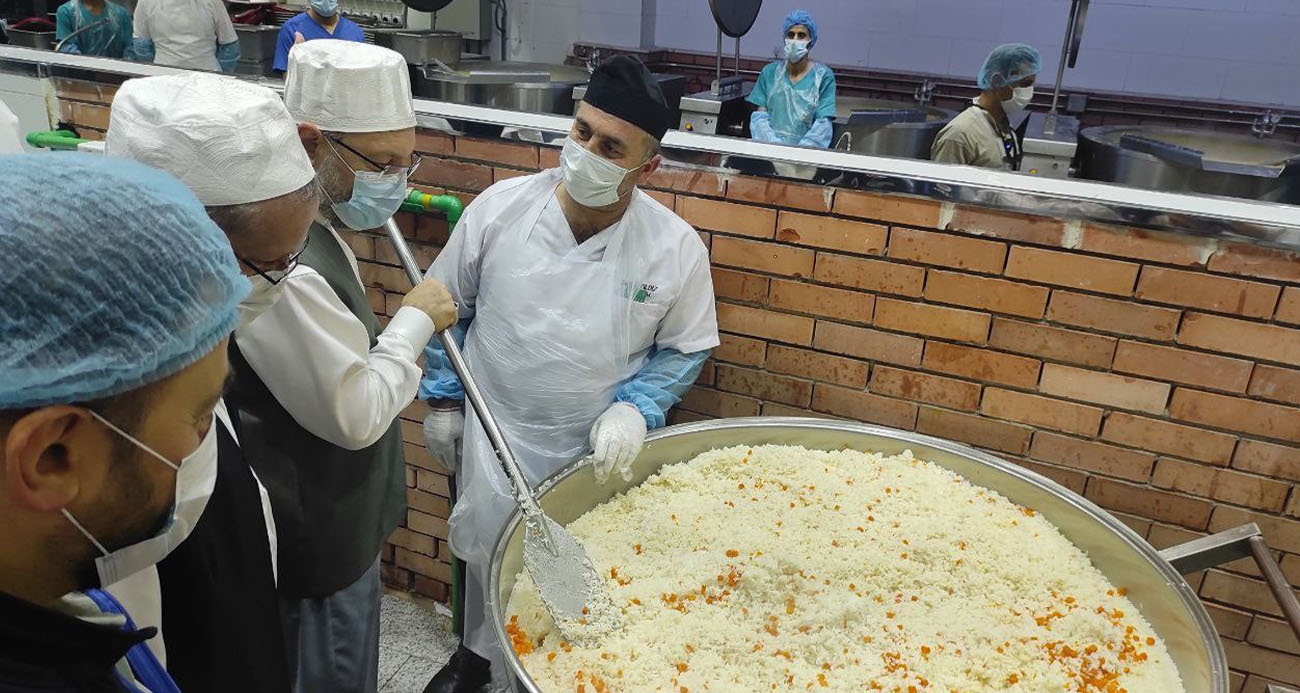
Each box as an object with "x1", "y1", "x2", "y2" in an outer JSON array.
[{"x1": 382, "y1": 218, "x2": 620, "y2": 643}]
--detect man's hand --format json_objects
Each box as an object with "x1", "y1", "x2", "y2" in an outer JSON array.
[
  {"x1": 403, "y1": 278, "x2": 458, "y2": 331},
  {"x1": 423, "y1": 402, "x2": 464, "y2": 473},
  {"x1": 588, "y1": 403, "x2": 647, "y2": 484}
]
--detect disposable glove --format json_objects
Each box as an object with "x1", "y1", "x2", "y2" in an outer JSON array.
[
  {"x1": 589, "y1": 402, "x2": 647, "y2": 484},
  {"x1": 423, "y1": 405, "x2": 464, "y2": 473}
]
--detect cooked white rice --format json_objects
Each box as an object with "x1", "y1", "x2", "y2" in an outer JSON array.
[{"x1": 505, "y1": 444, "x2": 1184, "y2": 692}]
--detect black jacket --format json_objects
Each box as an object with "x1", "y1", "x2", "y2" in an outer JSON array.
[{"x1": 0, "y1": 590, "x2": 151, "y2": 692}]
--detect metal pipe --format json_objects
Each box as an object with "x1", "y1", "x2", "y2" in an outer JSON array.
[
  {"x1": 713, "y1": 27, "x2": 722, "y2": 94},
  {"x1": 1045, "y1": 2, "x2": 1077, "y2": 136},
  {"x1": 733, "y1": 36, "x2": 739, "y2": 77},
  {"x1": 1248, "y1": 535, "x2": 1300, "y2": 644}
]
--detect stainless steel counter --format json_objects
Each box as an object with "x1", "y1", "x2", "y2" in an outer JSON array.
[{"x1": 4, "y1": 44, "x2": 1300, "y2": 252}]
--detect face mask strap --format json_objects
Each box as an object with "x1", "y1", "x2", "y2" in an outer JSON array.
[
  {"x1": 88, "y1": 410, "x2": 179, "y2": 472},
  {"x1": 62, "y1": 508, "x2": 109, "y2": 555}
]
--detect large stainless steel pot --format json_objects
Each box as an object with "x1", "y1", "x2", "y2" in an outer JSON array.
[
  {"x1": 832, "y1": 97, "x2": 955, "y2": 160},
  {"x1": 5, "y1": 28, "x2": 55, "y2": 51},
  {"x1": 489, "y1": 417, "x2": 1229, "y2": 693},
  {"x1": 412, "y1": 61, "x2": 589, "y2": 116},
  {"x1": 1079, "y1": 125, "x2": 1300, "y2": 204},
  {"x1": 233, "y1": 24, "x2": 278, "y2": 63},
  {"x1": 389, "y1": 30, "x2": 460, "y2": 67}
]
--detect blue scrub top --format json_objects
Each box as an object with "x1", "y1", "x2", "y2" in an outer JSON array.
[
  {"x1": 55, "y1": 0, "x2": 132, "y2": 58},
  {"x1": 273, "y1": 12, "x2": 366, "y2": 72}
]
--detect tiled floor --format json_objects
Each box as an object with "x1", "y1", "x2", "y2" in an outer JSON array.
[{"x1": 377, "y1": 591, "x2": 458, "y2": 693}]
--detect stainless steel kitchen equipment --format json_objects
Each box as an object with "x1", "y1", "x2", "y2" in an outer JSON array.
[
  {"x1": 678, "y1": 0, "x2": 761, "y2": 136},
  {"x1": 1021, "y1": 0, "x2": 1088, "y2": 178},
  {"x1": 412, "y1": 61, "x2": 589, "y2": 116},
  {"x1": 1079, "y1": 125, "x2": 1300, "y2": 203},
  {"x1": 489, "y1": 417, "x2": 1238, "y2": 693},
  {"x1": 233, "y1": 23, "x2": 277, "y2": 62},
  {"x1": 831, "y1": 96, "x2": 955, "y2": 160},
  {"x1": 4, "y1": 28, "x2": 55, "y2": 50},
  {"x1": 389, "y1": 29, "x2": 461, "y2": 67}
]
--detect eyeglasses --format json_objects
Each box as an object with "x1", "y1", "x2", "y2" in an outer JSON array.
[
  {"x1": 238, "y1": 234, "x2": 310, "y2": 285},
  {"x1": 327, "y1": 136, "x2": 423, "y2": 178}
]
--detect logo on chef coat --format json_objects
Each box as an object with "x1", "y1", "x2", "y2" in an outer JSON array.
[{"x1": 622, "y1": 281, "x2": 659, "y2": 303}]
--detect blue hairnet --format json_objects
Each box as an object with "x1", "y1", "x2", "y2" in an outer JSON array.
[
  {"x1": 783, "y1": 9, "x2": 817, "y2": 47},
  {"x1": 978, "y1": 43, "x2": 1041, "y2": 90},
  {"x1": 0, "y1": 153, "x2": 248, "y2": 409}
]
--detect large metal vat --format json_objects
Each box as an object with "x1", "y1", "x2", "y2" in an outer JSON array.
[
  {"x1": 232, "y1": 24, "x2": 278, "y2": 63},
  {"x1": 489, "y1": 417, "x2": 1228, "y2": 693},
  {"x1": 832, "y1": 97, "x2": 955, "y2": 160},
  {"x1": 1079, "y1": 125, "x2": 1300, "y2": 204},
  {"x1": 412, "y1": 61, "x2": 589, "y2": 116}
]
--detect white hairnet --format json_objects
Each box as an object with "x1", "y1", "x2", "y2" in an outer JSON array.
[
  {"x1": 105, "y1": 73, "x2": 316, "y2": 207},
  {"x1": 283, "y1": 39, "x2": 417, "y2": 133}
]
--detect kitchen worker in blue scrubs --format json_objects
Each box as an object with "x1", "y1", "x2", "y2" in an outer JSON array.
[
  {"x1": 747, "y1": 8, "x2": 836, "y2": 148},
  {"x1": 272, "y1": 0, "x2": 365, "y2": 73},
  {"x1": 55, "y1": 0, "x2": 132, "y2": 57}
]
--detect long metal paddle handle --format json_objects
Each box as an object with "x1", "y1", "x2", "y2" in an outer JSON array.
[{"x1": 382, "y1": 219, "x2": 543, "y2": 518}]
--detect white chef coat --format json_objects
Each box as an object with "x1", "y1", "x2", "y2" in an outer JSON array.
[
  {"x1": 234, "y1": 220, "x2": 435, "y2": 451},
  {"x1": 0, "y1": 98, "x2": 24, "y2": 155},
  {"x1": 132, "y1": 0, "x2": 237, "y2": 71}
]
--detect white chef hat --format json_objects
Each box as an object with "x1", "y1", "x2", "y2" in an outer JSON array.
[
  {"x1": 283, "y1": 39, "x2": 417, "y2": 133},
  {"x1": 105, "y1": 73, "x2": 316, "y2": 207}
]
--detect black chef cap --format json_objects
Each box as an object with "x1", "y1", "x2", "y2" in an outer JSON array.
[{"x1": 582, "y1": 55, "x2": 673, "y2": 142}]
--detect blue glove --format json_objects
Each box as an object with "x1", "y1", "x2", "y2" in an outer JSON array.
[
  {"x1": 216, "y1": 40, "x2": 239, "y2": 73},
  {"x1": 798, "y1": 117, "x2": 833, "y2": 149},
  {"x1": 615, "y1": 348, "x2": 710, "y2": 429},
  {"x1": 130, "y1": 38, "x2": 155, "y2": 62},
  {"x1": 750, "y1": 111, "x2": 780, "y2": 144}
]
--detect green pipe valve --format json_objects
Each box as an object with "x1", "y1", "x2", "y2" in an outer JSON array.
[
  {"x1": 25, "y1": 129, "x2": 89, "y2": 151},
  {"x1": 400, "y1": 189, "x2": 463, "y2": 231}
]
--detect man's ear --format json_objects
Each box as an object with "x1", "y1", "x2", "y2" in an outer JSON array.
[
  {"x1": 643, "y1": 152, "x2": 663, "y2": 177},
  {"x1": 3, "y1": 407, "x2": 92, "y2": 513},
  {"x1": 298, "y1": 122, "x2": 324, "y2": 162}
]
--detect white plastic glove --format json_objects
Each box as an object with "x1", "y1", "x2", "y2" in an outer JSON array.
[
  {"x1": 423, "y1": 405, "x2": 464, "y2": 473},
  {"x1": 589, "y1": 402, "x2": 647, "y2": 485}
]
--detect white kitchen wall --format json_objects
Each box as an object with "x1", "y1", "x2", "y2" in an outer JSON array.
[{"x1": 555, "y1": 0, "x2": 1300, "y2": 107}]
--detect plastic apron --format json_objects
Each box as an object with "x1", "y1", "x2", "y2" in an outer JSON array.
[
  {"x1": 144, "y1": 0, "x2": 222, "y2": 71},
  {"x1": 767, "y1": 64, "x2": 827, "y2": 145},
  {"x1": 449, "y1": 169, "x2": 648, "y2": 673}
]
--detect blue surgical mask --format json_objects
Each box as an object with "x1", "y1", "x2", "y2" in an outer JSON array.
[
  {"x1": 325, "y1": 140, "x2": 408, "y2": 230},
  {"x1": 784, "y1": 38, "x2": 809, "y2": 63},
  {"x1": 310, "y1": 0, "x2": 338, "y2": 17}
]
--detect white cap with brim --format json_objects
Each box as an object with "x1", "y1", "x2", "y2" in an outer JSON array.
[
  {"x1": 284, "y1": 39, "x2": 417, "y2": 134},
  {"x1": 105, "y1": 73, "x2": 316, "y2": 207}
]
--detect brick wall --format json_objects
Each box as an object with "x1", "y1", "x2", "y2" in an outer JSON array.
[{"x1": 52, "y1": 77, "x2": 1300, "y2": 691}]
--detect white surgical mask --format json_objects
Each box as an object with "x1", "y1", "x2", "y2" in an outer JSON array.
[
  {"x1": 63, "y1": 410, "x2": 219, "y2": 587},
  {"x1": 784, "y1": 38, "x2": 809, "y2": 63},
  {"x1": 1003, "y1": 86, "x2": 1034, "y2": 113},
  {"x1": 237, "y1": 273, "x2": 287, "y2": 331},
  {"x1": 560, "y1": 137, "x2": 647, "y2": 208}
]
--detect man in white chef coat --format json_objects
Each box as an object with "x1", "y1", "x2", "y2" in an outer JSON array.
[
  {"x1": 226, "y1": 39, "x2": 458, "y2": 693},
  {"x1": 420, "y1": 55, "x2": 720, "y2": 691}
]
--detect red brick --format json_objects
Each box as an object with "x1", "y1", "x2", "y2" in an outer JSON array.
[
  {"x1": 711, "y1": 268, "x2": 770, "y2": 303},
  {"x1": 712, "y1": 237, "x2": 815, "y2": 277},
  {"x1": 1224, "y1": 640, "x2": 1300, "y2": 688},
  {"x1": 71, "y1": 102, "x2": 111, "y2": 130},
  {"x1": 715, "y1": 364, "x2": 813, "y2": 407},
  {"x1": 1208, "y1": 242, "x2": 1300, "y2": 283},
  {"x1": 810, "y1": 384, "x2": 918, "y2": 430},
  {"x1": 833, "y1": 190, "x2": 940, "y2": 228},
  {"x1": 726, "y1": 176, "x2": 832, "y2": 212},
  {"x1": 923, "y1": 270, "x2": 1049, "y2": 318},
  {"x1": 988, "y1": 318, "x2": 1117, "y2": 369},
  {"x1": 1210, "y1": 506, "x2": 1300, "y2": 555},
  {"x1": 1247, "y1": 616, "x2": 1300, "y2": 656},
  {"x1": 399, "y1": 419, "x2": 424, "y2": 447},
  {"x1": 669, "y1": 409, "x2": 711, "y2": 425},
  {"x1": 492, "y1": 167, "x2": 532, "y2": 183},
  {"x1": 680, "y1": 387, "x2": 761, "y2": 417},
  {"x1": 388, "y1": 527, "x2": 436, "y2": 556},
  {"x1": 1232, "y1": 439, "x2": 1300, "y2": 482},
  {"x1": 412, "y1": 575, "x2": 450, "y2": 603},
  {"x1": 365, "y1": 287, "x2": 385, "y2": 315},
  {"x1": 1101, "y1": 413, "x2": 1237, "y2": 466},
  {"x1": 812, "y1": 253, "x2": 926, "y2": 297},
  {"x1": 643, "y1": 165, "x2": 724, "y2": 196},
  {"x1": 1284, "y1": 554, "x2": 1300, "y2": 587},
  {"x1": 412, "y1": 157, "x2": 494, "y2": 192},
  {"x1": 1005, "y1": 247, "x2": 1140, "y2": 296},
  {"x1": 761, "y1": 402, "x2": 818, "y2": 418},
  {"x1": 1108, "y1": 510, "x2": 1155, "y2": 538},
  {"x1": 407, "y1": 510, "x2": 449, "y2": 539},
  {"x1": 455, "y1": 137, "x2": 539, "y2": 169},
  {"x1": 766, "y1": 345, "x2": 869, "y2": 388},
  {"x1": 1077, "y1": 224, "x2": 1214, "y2": 267},
  {"x1": 1086, "y1": 477, "x2": 1213, "y2": 530},
  {"x1": 339, "y1": 230, "x2": 376, "y2": 260},
  {"x1": 1047, "y1": 291, "x2": 1181, "y2": 340},
  {"x1": 1248, "y1": 365, "x2": 1300, "y2": 407},
  {"x1": 394, "y1": 547, "x2": 451, "y2": 582},
  {"x1": 414, "y1": 131, "x2": 454, "y2": 155},
  {"x1": 696, "y1": 362, "x2": 715, "y2": 387},
  {"x1": 677, "y1": 197, "x2": 776, "y2": 238},
  {"x1": 1039, "y1": 363, "x2": 1171, "y2": 414},
  {"x1": 380, "y1": 562, "x2": 411, "y2": 589},
  {"x1": 870, "y1": 366, "x2": 981, "y2": 411},
  {"x1": 539, "y1": 146, "x2": 560, "y2": 169},
  {"x1": 1112, "y1": 341, "x2": 1254, "y2": 394},
  {"x1": 921, "y1": 342, "x2": 1041, "y2": 389},
  {"x1": 414, "y1": 469, "x2": 450, "y2": 497},
  {"x1": 1152, "y1": 458, "x2": 1290, "y2": 512},
  {"x1": 1202, "y1": 601, "x2": 1257, "y2": 640},
  {"x1": 887, "y1": 228, "x2": 1007, "y2": 274},
  {"x1": 406, "y1": 489, "x2": 450, "y2": 518},
  {"x1": 1011, "y1": 459, "x2": 1088, "y2": 495},
  {"x1": 1171, "y1": 388, "x2": 1300, "y2": 443},
  {"x1": 717, "y1": 303, "x2": 814, "y2": 345},
  {"x1": 715, "y1": 333, "x2": 767, "y2": 366},
  {"x1": 1029, "y1": 432, "x2": 1155, "y2": 481},
  {"x1": 980, "y1": 388, "x2": 1103, "y2": 436},
  {"x1": 1204, "y1": 572, "x2": 1291, "y2": 620},
  {"x1": 769, "y1": 279, "x2": 875, "y2": 324},
  {"x1": 1276, "y1": 287, "x2": 1300, "y2": 325},
  {"x1": 404, "y1": 442, "x2": 447, "y2": 474},
  {"x1": 873, "y1": 298, "x2": 991, "y2": 344},
  {"x1": 947, "y1": 206, "x2": 1065, "y2": 247},
  {"x1": 914, "y1": 407, "x2": 1032, "y2": 454},
  {"x1": 1136, "y1": 266, "x2": 1281, "y2": 319},
  {"x1": 812, "y1": 322, "x2": 924, "y2": 366},
  {"x1": 1180, "y1": 312, "x2": 1300, "y2": 367},
  {"x1": 775, "y1": 212, "x2": 886, "y2": 256}
]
